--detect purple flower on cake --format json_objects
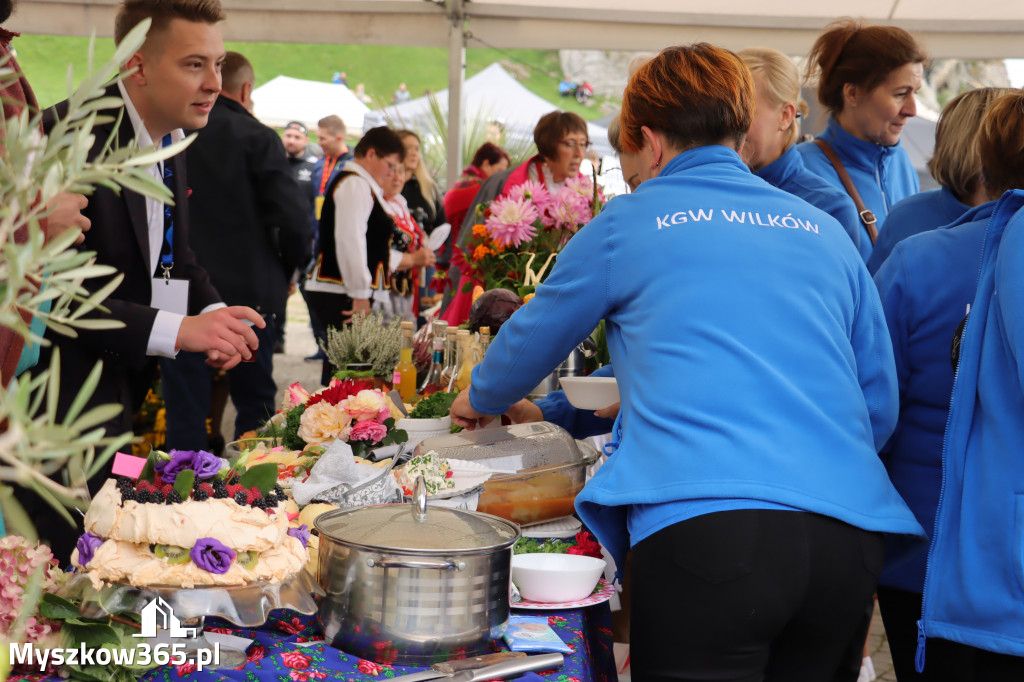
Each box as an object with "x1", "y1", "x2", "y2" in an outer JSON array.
[
  {"x1": 190, "y1": 538, "x2": 236, "y2": 574},
  {"x1": 76, "y1": 532, "x2": 104, "y2": 566},
  {"x1": 287, "y1": 524, "x2": 311, "y2": 548},
  {"x1": 157, "y1": 449, "x2": 223, "y2": 483}
]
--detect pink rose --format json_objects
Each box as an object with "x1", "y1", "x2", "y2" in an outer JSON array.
[
  {"x1": 281, "y1": 651, "x2": 311, "y2": 670},
  {"x1": 281, "y1": 382, "x2": 311, "y2": 411},
  {"x1": 342, "y1": 389, "x2": 390, "y2": 422},
  {"x1": 350, "y1": 419, "x2": 388, "y2": 443}
]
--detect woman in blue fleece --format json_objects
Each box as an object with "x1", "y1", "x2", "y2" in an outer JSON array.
[
  {"x1": 868, "y1": 87, "x2": 1015, "y2": 275},
  {"x1": 737, "y1": 47, "x2": 865, "y2": 259},
  {"x1": 451, "y1": 44, "x2": 922, "y2": 682},
  {"x1": 914, "y1": 92, "x2": 1024, "y2": 679},
  {"x1": 872, "y1": 91, "x2": 1024, "y2": 681},
  {"x1": 798, "y1": 19, "x2": 926, "y2": 261}
]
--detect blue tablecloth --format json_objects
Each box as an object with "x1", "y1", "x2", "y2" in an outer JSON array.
[{"x1": 110, "y1": 605, "x2": 616, "y2": 682}]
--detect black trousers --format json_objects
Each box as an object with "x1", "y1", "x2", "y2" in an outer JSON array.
[
  {"x1": 877, "y1": 585, "x2": 1024, "y2": 681},
  {"x1": 630, "y1": 509, "x2": 884, "y2": 682},
  {"x1": 303, "y1": 289, "x2": 354, "y2": 385}
]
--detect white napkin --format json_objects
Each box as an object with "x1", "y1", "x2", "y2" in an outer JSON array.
[{"x1": 291, "y1": 440, "x2": 390, "y2": 506}]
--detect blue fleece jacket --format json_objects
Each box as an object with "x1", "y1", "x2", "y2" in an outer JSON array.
[
  {"x1": 533, "y1": 364, "x2": 616, "y2": 439},
  {"x1": 466, "y1": 145, "x2": 924, "y2": 571},
  {"x1": 919, "y1": 190, "x2": 1024, "y2": 663},
  {"x1": 872, "y1": 201, "x2": 995, "y2": 594},
  {"x1": 868, "y1": 187, "x2": 972, "y2": 275},
  {"x1": 798, "y1": 118, "x2": 920, "y2": 261},
  {"x1": 757, "y1": 144, "x2": 865, "y2": 260}
]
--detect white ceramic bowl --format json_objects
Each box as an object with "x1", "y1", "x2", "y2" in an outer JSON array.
[
  {"x1": 396, "y1": 415, "x2": 452, "y2": 449},
  {"x1": 558, "y1": 376, "x2": 620, "y2": 411},
  {"x1": 511, "y1": 553, "x2": 607, "y2": 603}
]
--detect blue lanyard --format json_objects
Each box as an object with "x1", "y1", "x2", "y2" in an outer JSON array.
[{"x1": 159, "y1": 134, "x2": 175, "y2": 278}]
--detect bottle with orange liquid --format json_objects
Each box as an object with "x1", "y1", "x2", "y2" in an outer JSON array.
[{"x1": 394, "y1": 321, "x2": 417, "y2": 402}]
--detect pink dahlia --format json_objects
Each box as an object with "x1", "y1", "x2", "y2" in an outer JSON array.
[
  {"x1": 507, "y1": 180, "x2": 551, "y2": 212},
  {"x1": 485, "y1": 196, "x2": 539, "y2": 248}
]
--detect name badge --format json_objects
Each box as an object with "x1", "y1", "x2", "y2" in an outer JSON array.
[
  {"x1": 151, "y1": 277, "x2": 190, "y2": 316},
  {"x1": 315, "y1": 195, "x2": 325, "y2": 220}
]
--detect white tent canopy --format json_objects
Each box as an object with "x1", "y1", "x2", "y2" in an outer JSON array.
[
  {"x1": 366, "y1": 63, "x2": 612, "y2": 157},
  {"x1": 15, "y1": 0, "x2": 1024, "y2": 59},
  {"x1": 251, "y1": 75, "x2": 370, "y2": 135}
]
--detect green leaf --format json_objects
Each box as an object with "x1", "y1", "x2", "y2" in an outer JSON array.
[
  {"x1": 40, "y1": 593, "x2": 81, "y2": 620},
  {"x1": 60, "y1": 620, "x2": 121, "y2": 649},
  {"x1": 238, "y1": 462, "x2": 278, "y2": 495},
  {"x1": 174, "y1": 469, "x2": 195, "y2": 500},
  {"x1": 63, "y1": 359, "x2": 104, "y2": 424}
]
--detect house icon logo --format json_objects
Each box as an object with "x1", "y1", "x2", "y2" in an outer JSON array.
[{"x1": 132, "y1": 597, "x2": 197, "y2": 638}]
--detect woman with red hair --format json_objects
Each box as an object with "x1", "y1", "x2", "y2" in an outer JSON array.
[{"x1": 451, "y1": 43, "x2": 922, "y2": 680}]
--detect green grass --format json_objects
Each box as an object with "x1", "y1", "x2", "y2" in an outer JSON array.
[{"x1": 13, "y1": 35, "x2": 611, "y2": 121}]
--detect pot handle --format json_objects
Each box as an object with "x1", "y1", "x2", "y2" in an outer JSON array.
[
  {"x1": 367, "y1": 556, "x2": 466, "y2": 571},
  {"x1": 412, "y1": 475, "x2": 427, "y2": 522}
]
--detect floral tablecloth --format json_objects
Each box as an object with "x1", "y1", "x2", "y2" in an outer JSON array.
[{"x1": 111, "y1": 605, "x2": 614, "y2": 682}]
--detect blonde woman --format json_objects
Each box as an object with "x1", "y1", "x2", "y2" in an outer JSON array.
[
  {"x1": 396, "y1": 129, "x2": 447, "y2": 234},
  {"x1": 739, "y1": 47, "x2": 865, "y2": 258}
]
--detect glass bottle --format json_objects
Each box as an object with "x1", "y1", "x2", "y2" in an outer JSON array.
[
  {"x1": 455, "y1": 329, "x2": 475, "y2": 392},
  {"x1": 394, "y1": 321, "x2": 417, "y2": 402},
  {"x1": 477, "y1": 326, "x2": 491, "y2": 362},
  {"x1": 419, "y1": 320, "x2": 449, "y2": 395},
  {"x1": 440, "y1": 326, "x2": 459, "y2": 392}
]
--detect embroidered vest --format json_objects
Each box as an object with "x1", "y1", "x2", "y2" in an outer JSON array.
[{"x1": 314, "y1": 170, "x2": 393, "y2": 291}]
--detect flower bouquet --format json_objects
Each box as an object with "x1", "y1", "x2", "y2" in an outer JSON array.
[
  {"x1": 454, "y1": 177, "x2": 604, "y2": 297},
  {"x1": 258, "y1": 376, "x2": 405, "y2": 462}
]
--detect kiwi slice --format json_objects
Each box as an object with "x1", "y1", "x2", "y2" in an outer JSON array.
[
  {"x1": 237, "y1": 550, "x2": 258, "y2": 570},
  {"x1": 153, "y1": 544, "x2": 191, "y2": 565}
]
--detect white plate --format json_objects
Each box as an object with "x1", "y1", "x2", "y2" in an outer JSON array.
[
  {"x1": 427, "y1": 223, "x2": 451, "y2": 251},
  {"x1": 512, "y1": 578, "x2": 615, "y2": 610},
  {"x1": 421, "y1": 458, "x2": 494, "y2": 500},
  {"x1": 522, "y1": 516, "x2": 582, "y2": 539}
]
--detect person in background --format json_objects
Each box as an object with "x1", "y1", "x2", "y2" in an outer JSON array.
[
  {"x1": 451, "y1": 43, "x2": 922, "y2": 680},
  {"x1": 397, "y1": 129, "x2": 447, "y2": 234},
  {"x1": 333, "y1": 71, "x2": 348, "y2": 86},
  {"x1": 738, "y1": 47, "x2": 864, "y2": 258},
  {"x1": 798, "y1": 19, "x2": 926, "y2": 261},
  {"x1": 439, "y1": 142, "x2": 509, "y2": 267},
  {"x1": 354, "y1": 83, "x2": 372, "y2": 105},
  {"x1": 381, "y1": 165, "x2": 436, "y2": 322},
  {"x1": 302, "y1": 113, "x2": 350, "y2": 362},
  {"x1": 160, "y1": 50, "x2": 309, "y2": 451},
  {"x1": 278, "y1": 120, "x2": 319, "y2": 354},
  {"x1": 867, "y1": 87, "x2": 1015, "y2": 274},
  {"x1": 304, "y1": 126, "x2": 404, "y2": 382},
  {"x1": 441, "y1": 111, "x2": 591, "y2": 325},
  {"x1": 393, "y1": 82, "x2": 411, "y2": 103},
  {"x1": 872, "y1": 90, "x2": 1024, "y2": 681}
]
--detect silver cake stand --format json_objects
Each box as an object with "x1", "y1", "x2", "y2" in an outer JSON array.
[{"x1": 59, "y1": 569, "x2": 323, "y2": 669}]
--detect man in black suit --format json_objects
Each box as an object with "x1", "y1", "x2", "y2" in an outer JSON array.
[
  {"x1": 160, "y1": 51, "x2": 311, "y2": 450},
  {"x1": 33, "y1": 0, "x2": 263, "y2": 561}
]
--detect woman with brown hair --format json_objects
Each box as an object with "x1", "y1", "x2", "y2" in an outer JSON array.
[
  {"x1": 799, "y1": 18, "x2": 926, "y2": 261},
  {"x1": 451, "y1": 43, "x2": 922, "y2": 681},
  {"x1": 738, "y1": 47, "x2": 865, "y2": 258},
  {"x1": 867, "y1": 87, "x2": 1016, "y2": 273}
]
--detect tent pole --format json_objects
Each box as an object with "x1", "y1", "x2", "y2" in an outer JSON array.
[{"x1": 446, "y1": 0, "x2": 465, "y2": 190}]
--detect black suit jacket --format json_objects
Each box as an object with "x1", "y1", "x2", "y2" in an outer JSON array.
[
  {"x1": 184, "y1": 96, "x2": 311, "y2": 317},
  {"x1": 41, "y1": 84, "x2": 221, "y2": 435}
]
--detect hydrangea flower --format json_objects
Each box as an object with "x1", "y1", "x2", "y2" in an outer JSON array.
[
  {"x1": 0, "y1": 536, "x2": 67, "y2": 660},
  {"x1": 485, "y1": 196, "x2": 539, "y2": 248}
]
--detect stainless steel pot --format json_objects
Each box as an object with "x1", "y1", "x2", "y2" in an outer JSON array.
[
  {"x1": 314, "y1": 478, "x2": 520, "y2": 665},
  {"x1": 528, "y1": 347, "x2": 587, "y2": 399}
]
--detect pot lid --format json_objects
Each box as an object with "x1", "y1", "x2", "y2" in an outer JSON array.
[{"x1": 315, "y1": 503, "x2": 519, "y2": 553}]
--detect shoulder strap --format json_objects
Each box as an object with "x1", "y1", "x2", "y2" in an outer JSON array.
[{"x1": 813, "y1": 139, "x2": 879, "y2": 245}]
